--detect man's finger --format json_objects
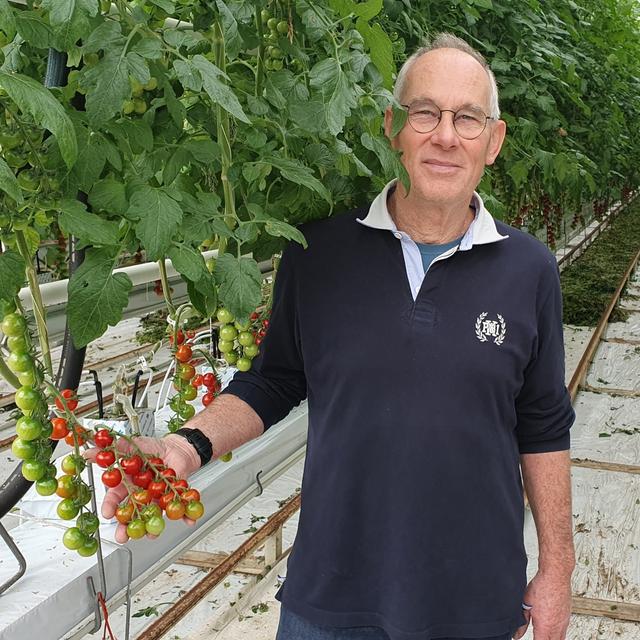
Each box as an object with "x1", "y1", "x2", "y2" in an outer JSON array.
[
  {"x1": 102, "y1": 485, "x2": 128, "y2": 518},
  {"x1": 114, "y1": 523, "x2": 130, "y2": 544}
]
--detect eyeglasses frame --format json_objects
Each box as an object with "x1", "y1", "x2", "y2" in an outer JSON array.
[{"x1": 400, "y1": 101, "x2": 497, "y2": 140}]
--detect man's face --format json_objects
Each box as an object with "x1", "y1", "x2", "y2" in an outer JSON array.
[{"x1": 385, "y1": 48, "x2": 506, "y2": 207}]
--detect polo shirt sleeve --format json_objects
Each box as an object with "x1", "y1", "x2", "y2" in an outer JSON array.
[
  {"x1": 515, "y1": 261, "x2": 575, "y2": 454},
  {"x1": 220, "y1": 242, "x2": 307, "y2": 429}
]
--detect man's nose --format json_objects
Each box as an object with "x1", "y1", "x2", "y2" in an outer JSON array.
[{"x1": 429, "y1": 111, "x2": 459, "y2": 148}]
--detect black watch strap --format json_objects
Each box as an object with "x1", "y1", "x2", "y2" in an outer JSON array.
[{"x1": 173, "y1": 428, "x2": 213, "y2": 467}]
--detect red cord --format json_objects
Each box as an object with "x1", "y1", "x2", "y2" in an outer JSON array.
[{"x1": 97, "y1": 592, "x2": 117, "y2": 640}]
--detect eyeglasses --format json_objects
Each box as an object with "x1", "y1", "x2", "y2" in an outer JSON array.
[{"x1": 401, "y1": 100, "x2": 495, "y2": 140}]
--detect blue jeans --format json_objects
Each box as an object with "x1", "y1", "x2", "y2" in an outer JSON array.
[{"x1": 275, "y1": 605, "x2": 512, "y2": 640}]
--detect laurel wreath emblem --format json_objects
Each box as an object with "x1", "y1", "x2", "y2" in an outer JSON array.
[
  {"x1": 475, "y1": 312, "x2": 488, "y2": 342},
  {"x1": 475, "y1": 312, "x2": 507, "y2": 345}
]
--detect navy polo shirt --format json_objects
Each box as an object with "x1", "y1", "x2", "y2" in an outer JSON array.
[{"x1": 223, "y1": 187, "x2": 574, "y2": 640}]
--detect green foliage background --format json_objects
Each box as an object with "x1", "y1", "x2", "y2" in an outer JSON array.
[{"x1": 0, "y1": 0, "x2": 638, "y2": 350}]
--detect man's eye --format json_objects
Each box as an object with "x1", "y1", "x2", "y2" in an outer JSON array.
[
  {"x1": 415, "y1": 109, "x2": 438, "y2": 117},
  {"x1": 457, "y1": 113, "x2": 481, "y2": 122}
]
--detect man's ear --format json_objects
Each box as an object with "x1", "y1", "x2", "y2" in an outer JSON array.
[
  {"x1": 384, "y1": 106, "x2": 398, "y2": 149},
  {"x1": 485, "y1": 119, "x2": 506, "y2": 166}
]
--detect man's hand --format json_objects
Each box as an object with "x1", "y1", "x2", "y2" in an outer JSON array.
[
  {"x1": 84, "y1": 434, "x2": 201, "y2": 543},
  {"x1": 514, "y1": 571, "x2": 572, "y2": 639}
]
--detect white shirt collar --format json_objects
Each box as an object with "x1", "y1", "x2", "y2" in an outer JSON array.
[{"x1": 357, "y1": 179, "x2": 509, "y2": 250}]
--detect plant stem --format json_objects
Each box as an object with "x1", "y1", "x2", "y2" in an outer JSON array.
[
  {"x1": 213, "y1": 20, "x2": 237, "y2": 257},
  {"x1": 255, "y1": 5, "x2": 265, "y2": 96},
  {"x1": 157, "y1": 258, "x2": 176, "y2": 316},
  {"x1": 0, "y1": 349, "x2": 20, "y2": 389},
  {"x1": 15, "y1": 230, "x2": 53, "y2": 379}
]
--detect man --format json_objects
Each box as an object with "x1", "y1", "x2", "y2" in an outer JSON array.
[{"x1": 97, "y1": 34, "x2": 576, "y2": 640}]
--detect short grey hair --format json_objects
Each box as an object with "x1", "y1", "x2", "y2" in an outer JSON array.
[{"x1": 393, "y1": 33, "x2": 501, "y2": 119}]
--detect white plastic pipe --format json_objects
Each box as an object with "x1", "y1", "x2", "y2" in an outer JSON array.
[{"x1": 18, "y1": 250, "x2": 219, "y2": 311}]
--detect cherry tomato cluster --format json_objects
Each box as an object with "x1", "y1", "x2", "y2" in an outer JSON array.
[
  {"x1": 166, "y1": 328, "x2": 222, "y2": 433},
  {"x1": 92, "y1": 428, "x2": 205, "y2": 539},
  {"x1": 5, "y1": 308, "x2": 55, "y2": 485},
  {"x1": 260, "y1": 9, "x2": 301, "y2": 73},
  {"x1": 215, "y1": 306, "x2": 269, "y2": 372}
]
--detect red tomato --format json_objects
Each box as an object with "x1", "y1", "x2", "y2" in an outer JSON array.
[
  {"x1": 96, "y1": 450, "x2": 116, "y2": 468},
  {"x1": 94, "y1": 428, "x2": 114, "y2": 448},
  {"x1": 192, "y1": 374, "x2": 204, "y2": 387},
  {"x1": 202, "y1": 373, "x2": 215, "y2": 388},
  {"x1": 186, "y1": 329, "x2": 196, "y2": 339},
  {"x1": 120, "y1": 455, "x2": 143, "y2": 476},
  {"x1": 160, "y1": 467, "x2": 176, "y2": 480},
  {"x1": 181, "y1": 488, "x2": 201, "y2": 502},
  {"x1": 50, "y1": 417, "x2": 69, "y2": 440},
  {"x1": 169, "y1": 329, "x2": 185, "y2": 346},
  {"x1": 165, "y1": 499, "x2": 185, "y2": 520},
  {"x1": 115, "y1": 502, "x2": 134, "y2": 524},
  {"x1": 102, "y1": 468, "x2": 122, "y2": 488},
  {"x1": 148, "y1": 480, "x2": 166, "y2": 499},
  {"x1": 65, "y1": 425, "x2": 87, "y2": 446},
  {"x1": 178, "y1": 363, "x2": 196, "y2": 381},
  {"x1": 132, "y1": 489, "x2": 151, "y2": 505},
  {"x1": 55, "y1": 388, "x2": 78, "y2": 412},
  {"x1": 175, "y1": 344, "x2": 192, "y2": 363},
  {"x1": 158, "y1": 492, "x2": 176, "y2": 510},
  {"x1": 172, "y1": 478, "x2": 188, "y2": 492},
  {"x1": 132, "y1": 469, "x2": 153, "y2": 489},
  {"x1": 147, "y1": 456, "x2": 164, "y2": 468},
  {"x1": 202, "y1": 392, "x2": 215, "y2": 407}
]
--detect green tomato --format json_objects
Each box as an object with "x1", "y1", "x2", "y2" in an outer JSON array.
[
  {"x1": 145, "y1": 515, "x2": 165, "y2": 536},
  {"x1": 63, "y1": 527, "x2": 86, "y2": 550},
  {"x1": 11, "y1": 437, "x2": 36, "y2": 460},
  {"x1": 7, "y1": 334, "x2": 28, "y2": 353},
  {"x1": 127, "y1": 518, "x2": 147, "y2": 540},
  {"x1": 83, "y1": 53, "x2": 99, "y2": 67},
  {"x1": 271, "y1": 59, "x2": 283, "y2": 71},
  {"x1": 0, "y1": 132, "x2": 22, "y2": 149},
  {"x1": 143, "y1": 77, "x2": 158, "y2": 91},
  {"x1": 216, "y1": 307, "x2": 234, "y2": 324},
  {"x1": 277, "y1": 20, "x2": 289, "y2": 35},
  {"x1": 61, "y1": 454, "x2": 86, "y2": 475},
  {"x1": 76, "y1": 512, "x2": 100, "y2": 535},
  {"x1": 74, "y1": 483, "x2": 92, "y2": 506},
  {"x1": 270, "y1": 47, "x2": 284, "y2": 59},
  {"x1": 130, "y1": 78, "x2": 144, "y2": 97},
  {"x1": 21, "y1": 459, "x2": 47, "y2": 481},
  {"x1": 260, "y1": 9, "x2": 270, "y2": 23},
  {"x1": 169, "y1": 394, "x2": 184, "y2": 412},
  {"x1": 141, "y1": 504, "x2": 162, "y2": 521},
  {"x1": 244, "y1": 343, "x2": 260, "y2": 358},
  {"x1": 35, "y1": 477, "x2": 57, "y2": 496},
  {"x1": 181, "y1": 385, "x2": 197, "y2": 401},
  {"x1": 57, "y1": 498, "x2": 80, "y2": 520},
  {"x1": 267, "y1": 17, "x2": 278, "y2": 30},
  {"x1": 219, "y1": 324, "x2": 237, "y2": 341},
  {"x1": 238, "y1": 331, "x2": 254, "y2": 347},
  {"x1": 17, "y1": 171, "x2": 39, "y2": 191},
  {"x1": 15, "y1": 386, "x2": 43, "y2": 412},
  {"x1": 224, "y1": 351, "x2": 238, "y2": 366},
  {"x1": 217, "y1": 339, "x2": 234, "y2": 354},
  {"x1": 179, "y1": 403, "x2": 195, "y2": 420},
  {"x1": 77, "y1": 537, "x2": 99, "y2": 557},
  {"x1": 133, "y1": 98, "x2": 147, "y2": 114},
  {"x1": 123, "y1": 100, "x2": 135, "y2": 114},
  {"x1": 236, "y1": 357, "x2": 252, "y2": 372},
  {"x1": 16, "y1": 416, "x2": 42, "y2": 441},
  {"x1": 0, "y1": 299, "x2": 16, "y2": 320},
  {"x1": 8, "y1": 351, "x2": 34, "y2": 373},
  {"x1": 4, "y1": 150, "x2": 27, "y2": 169},
  {"x1": 267, "y1": 32, "x2": 279, "y2": 45},
  {"x1": 2, "y1": 313, "x2": 27, "y2": 337},
  {"x1": 17, "y1": 368, "x2": 42, "y2": 386}
]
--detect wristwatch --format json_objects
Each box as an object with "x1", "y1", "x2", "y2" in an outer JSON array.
[{"x1": 173, "y1": 428, "x2": 213, "y2": 467}]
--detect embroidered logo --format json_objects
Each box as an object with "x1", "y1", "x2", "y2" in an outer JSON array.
[{"x1": 475, "y1": 312, "x2": 506, "y2": 345}]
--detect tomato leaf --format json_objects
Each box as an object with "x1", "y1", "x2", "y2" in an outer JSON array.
[
  {"x1": 0, "y1": 157, "x2": 23, "y2": 205},
  {"x1": 264, "y1": 219, "x2": 308, "y2": 248},
  {"x1": 128, "y1": 186, "x2": 183, "y2": 260},
  {"x1": 355, "y1": 18, "x2": 394, "y2": 90},
  {"x1": 262, "y1": 155, "x2": 332, "y2": 204},
  {"x1": 167, "y1": 243, "x2": 209, "y2": 282},
  {"x1": 58, "y1": 199, "x2": 120, "y2": 246},
  {"x1": 40, "y1": 0, "x2": 98, "y2": 50},
  {"x1": 187, "y1": 274, "x2": 218, "y2": 318},
  {"x1": 214, "y1": 254, "x2": 262, "y2": 322},
  {"x1": 0, "y1": 0, "x2": 16, "y2": 40},
  {"x1": 0, "y1": 250, "x2": 25, "y2": 304},
  {"x1": 68, "y1": 247, "x2": 133, "y2": 348},
  {"x1": 89, "y1": 178, "x2": 128, "y2": 216},
  {"x1": 14, "y1": 12, "x2": 54, "y2": 49},
  {"x1": 0, "y1": 72, "x2": 77, "y2": 168},
  {"x1": 216, "y1": 0, "x2": 243, "y2": 60},
  {"x1": 191, "y1": 55, "x2": 250, "y2": 123},
  {"x1": 83, "y1": 51, "x2": 150, "y2": 126},
  {"x1": 309, "y1": 58, "x2": 357, "y2": 135},
  {"x1": 83, "y1": 20, "x2": 125, "y2": 54}
]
